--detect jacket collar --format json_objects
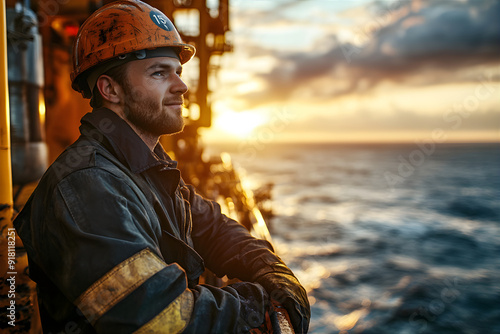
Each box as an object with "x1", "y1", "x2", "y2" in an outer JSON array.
[{"x1": 80, "y1": 108, "x2": 178, "y2": 174}]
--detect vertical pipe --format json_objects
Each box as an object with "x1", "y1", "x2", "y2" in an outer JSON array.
[
  {"x1": 0, "y1": 2, "x2": 17, "y2": 332},
  {"x1": 1, "y1": 0, "x2": 15, "y2": 300},
  {"x1": 0, "y1": 0, "x2": 13, "y2": 231},
  {"x1": 197, "y1": 2, "x2": 210, "y2": 127}
]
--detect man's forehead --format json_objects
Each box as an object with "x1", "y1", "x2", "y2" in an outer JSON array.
[{"x1": 133, "y1": 56, "x2": 182, "y2": 70}]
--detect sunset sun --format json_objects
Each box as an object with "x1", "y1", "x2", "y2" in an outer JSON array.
[{"x1": 212, "y1": 110, "x2": 267, "y2": 139}]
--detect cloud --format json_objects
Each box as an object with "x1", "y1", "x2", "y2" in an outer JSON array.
[
  {"x1": 355, "y1": 0, "x2": 500, "y2": 69},
  {"x1": 237, "y1": 0, "x2": 500, "y2": 108}
]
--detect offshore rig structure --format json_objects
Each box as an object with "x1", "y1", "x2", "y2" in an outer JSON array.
[{"x1": 0, "y1": 1, "x2": 273, "y2": 332}]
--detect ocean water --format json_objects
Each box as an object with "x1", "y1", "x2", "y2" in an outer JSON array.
[{"x1": 205, "y1": 142, "x2": 500, "y2": 334}]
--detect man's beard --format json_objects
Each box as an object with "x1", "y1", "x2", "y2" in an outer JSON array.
[{"x1": 122, "y1": 82, "x2": 185, "y2": 137}]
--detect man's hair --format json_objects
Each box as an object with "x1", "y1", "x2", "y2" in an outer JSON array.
[{"x1": 90, "y1": 64, "x2": 129, "y2": 108}]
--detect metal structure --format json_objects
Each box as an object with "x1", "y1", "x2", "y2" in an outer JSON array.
[
  {"x1": 2, "y1": 1, "x2": 42, "y2": 333},
  {"x1": 157, "y1": 0, "x2": 232, "y2": 128},
  {"x1": 6, "y1": 2, "x2": 47, "y2": 186}
]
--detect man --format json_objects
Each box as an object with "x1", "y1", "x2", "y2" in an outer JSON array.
[{"x1": 14, "y1": 1, "x2": 310, "y2": 333}]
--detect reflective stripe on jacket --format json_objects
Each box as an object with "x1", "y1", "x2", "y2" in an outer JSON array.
[{"x1": 14, "y1": 108, "x2": 285, "y2": 333}]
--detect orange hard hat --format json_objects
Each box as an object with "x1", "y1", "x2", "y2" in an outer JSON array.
[{"x1": 71, "y1": 0, "x2": 195, "y2": 98}]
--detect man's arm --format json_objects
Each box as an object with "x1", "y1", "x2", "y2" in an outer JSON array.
[{"x1": 186, "y1": 183, "x2": 311, "y2": 333}]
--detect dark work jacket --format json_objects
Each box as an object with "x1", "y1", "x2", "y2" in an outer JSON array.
[{"x1": 14, "y1": 108, "x2": 286, "y2": 333}]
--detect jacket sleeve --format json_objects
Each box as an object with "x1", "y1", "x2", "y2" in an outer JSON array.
[
  {"x1": 186, "y1": 183, "x2": 311, "y2": 333},
  {"x1": 186, "y1": 182, "x2": 285, "y2": 280},
  {"x1": 16, "y1": 168, "x2": 269, "y2": 333}
]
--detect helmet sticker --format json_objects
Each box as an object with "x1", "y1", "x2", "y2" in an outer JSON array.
[{"x1": 150, "y1": 10, "x2": 174, "y2": 31}]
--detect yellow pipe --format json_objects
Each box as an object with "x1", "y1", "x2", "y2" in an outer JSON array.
[
  {"x1": 1, "y1": 0, "x2": 14, "y2": 306},
  {"x1": 0, "y1": 1, "x2": 11, "y2": 204},
  {"x1": 0, "y1": 0, "x2": 13, "y2": 240}
]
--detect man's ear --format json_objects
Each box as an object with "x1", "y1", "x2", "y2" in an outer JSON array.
[{"x1": 96, "y1": 75, "x2": 122, "y2": 104}]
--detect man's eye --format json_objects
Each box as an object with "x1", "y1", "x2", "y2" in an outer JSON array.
[{"x1": 152, "y1": 72, "x2": 164, "y2": 77}]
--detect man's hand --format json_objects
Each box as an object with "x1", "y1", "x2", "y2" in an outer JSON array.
[
  {"x1": 271, "y1": 300, "x2": 296, "y2": 333},
  {"x1": 255, "y1": 264, "x2": 310, "y2": 333}
]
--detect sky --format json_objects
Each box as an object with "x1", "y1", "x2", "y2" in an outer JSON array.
[{"x1": 193, "y1": 0, "x2": 500, "y2": 144}]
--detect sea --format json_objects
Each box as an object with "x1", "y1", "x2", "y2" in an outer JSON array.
[{"x1": 205, "y1": 142, "x2": 500, "y2": 334}]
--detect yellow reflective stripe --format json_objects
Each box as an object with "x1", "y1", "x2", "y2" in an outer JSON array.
[
  {"x1": 134, "y1": 289, "x2": 194, "y2": 334},
  {"x1": 75, "y1": 248, "x2": 166, "y2": 324}
]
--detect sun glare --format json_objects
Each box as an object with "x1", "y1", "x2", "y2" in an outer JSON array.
[{"x1": 213, "y1": 110, "x2": 267, "y2": 139}]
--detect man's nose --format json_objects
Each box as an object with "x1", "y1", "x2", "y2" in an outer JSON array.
[{"x1": 170, "y1": 74, "x2": 188, "y2": 95}]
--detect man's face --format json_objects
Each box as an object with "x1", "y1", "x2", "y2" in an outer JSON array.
[{"x1": 120, "y1": 56, "x2": 188, "y2": 137}]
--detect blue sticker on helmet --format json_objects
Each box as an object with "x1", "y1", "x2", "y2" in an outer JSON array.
[{"x1": 150, "y1": 10, "x2": 174, "y2": 31}]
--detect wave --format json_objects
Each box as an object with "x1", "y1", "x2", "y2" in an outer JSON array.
[
  {"x1": 418, "y1": 229, "x2": 485, "y2": 267},
  {"x1": 445, "y1": 197, "x2": 499, "y2": 220}
]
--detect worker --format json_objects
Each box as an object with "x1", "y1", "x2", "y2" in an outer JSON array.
[{"x1": 13, "y1": 1, "x2": 310, "y2": 333}]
